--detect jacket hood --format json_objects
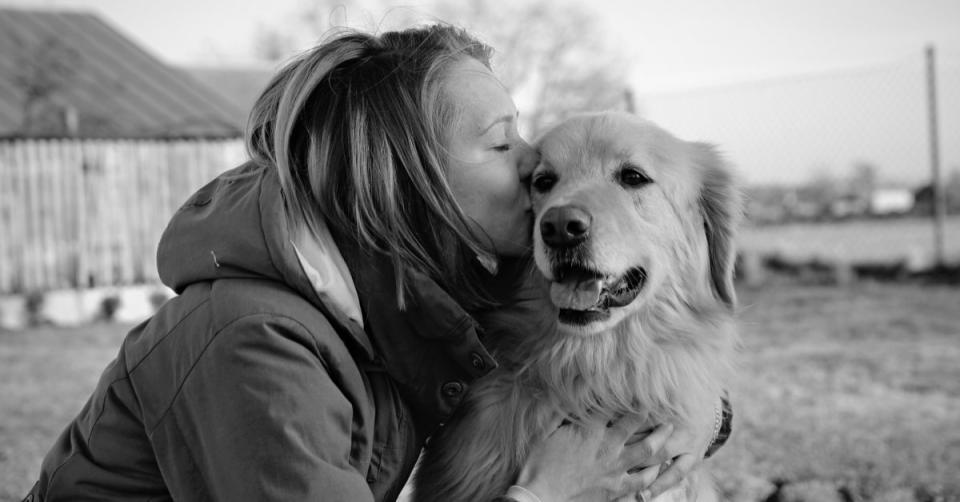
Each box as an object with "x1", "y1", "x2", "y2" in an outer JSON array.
[{"x1": 156, "y1": 161, "x2": 374, "y2": 358}]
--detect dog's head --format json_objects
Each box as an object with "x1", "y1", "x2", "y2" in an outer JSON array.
[{"x1": 532, "y1": 112, "x2": 741, "y2": 336}]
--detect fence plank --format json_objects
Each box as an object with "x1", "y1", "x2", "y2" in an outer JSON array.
[
  {"x1": 116, "y1": 140, "x2": 134, "y2": 285},
  {"x1": 67, "y1": 141, "x2": 81, "y2": 287},
  {"x1": 10, "y1": 143, "x2": 27, "y2": 292},
  {"x1": 24, "y1": 141, "x2": 39, "y2": 290},
  {"x1": 48, "y1": 140, "x2": 65, "y2": 289},
  {"x1": 131, "y1": 142, "x2": 146, "y2": 283},
  {"x1": 100, "y1": 141, "x2": 115, "y2": 287},
  {"x1": 0, "y1": 143, "x2": 10, "y2": 292},
  {"x1": 76, "y1": 141, "x2": 90, "y2": 288}
]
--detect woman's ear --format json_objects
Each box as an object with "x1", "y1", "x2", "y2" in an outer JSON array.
[{"x1": 691, "y1": 143, "x2": 742, "y2": 309}]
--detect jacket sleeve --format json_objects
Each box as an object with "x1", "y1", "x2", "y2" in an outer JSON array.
[{"x1": 150, "y1": 314, "x2": 374, "y2": 502}]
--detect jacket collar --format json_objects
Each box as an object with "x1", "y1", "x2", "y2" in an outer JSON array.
[
  {"x1": 255, "y1": 168, "x2": 377, "y2": 359},
  {"x1": 291, "y1": 226, "x2": 364, "y2": 330}
]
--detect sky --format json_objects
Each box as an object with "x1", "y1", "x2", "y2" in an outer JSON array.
[{"x1": 4, "y1": 0, "x2": 960, "y2": 186}]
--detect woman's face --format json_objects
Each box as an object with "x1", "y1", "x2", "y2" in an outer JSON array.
[{"x1": 443, "y1": 58, "x2": 538, "y2": 257}]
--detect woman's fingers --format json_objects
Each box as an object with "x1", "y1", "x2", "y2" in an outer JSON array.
[
  {"x1": 643, "y1": 453, "x2": 698, "y2": 499},
  {"x1": 622, "y1": 464, "x2": 660, "y2": 496},
  {"x1": 622, "y1": 423, "x2": 673, "y2": 469},
  {"x1": 605, "y1": 413, "x2": 650, "y2": 444}
]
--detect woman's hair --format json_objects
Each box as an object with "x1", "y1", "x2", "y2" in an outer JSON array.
[{"x1": 246, "y1": 24, "x2": 497, "y2": 309}]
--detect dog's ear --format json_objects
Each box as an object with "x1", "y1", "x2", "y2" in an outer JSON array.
[{"x1": 692, "y1": 143, "x2": 742, "y2": 309}]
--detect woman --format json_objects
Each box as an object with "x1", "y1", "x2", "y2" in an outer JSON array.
[{"x1": 27, "y1": 25, "x2": 727, "y2": 501}]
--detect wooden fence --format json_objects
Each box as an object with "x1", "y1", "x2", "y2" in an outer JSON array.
[{"x1": 0, "y1": 139, "x2": 247, "y2": 294}]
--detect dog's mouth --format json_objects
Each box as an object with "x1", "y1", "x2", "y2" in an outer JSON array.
[{"x1": 549, "y1": 264, "x2": 647, "y2": 325}]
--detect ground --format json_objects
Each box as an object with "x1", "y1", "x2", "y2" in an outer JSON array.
[
  {"x1": 1, "y1": 283, "x2": 958, "y2": 501},
  {"x1": 713, "y1": 283, "x2": 960, "y2": 501}
]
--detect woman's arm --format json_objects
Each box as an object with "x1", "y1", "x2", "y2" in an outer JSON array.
[
  {"x1": 492, "y1": 397, "x2": 734, "y2": 502},
  {"x1": 639, "y1": 393, "x2": 734, "y2": 500},
  {"x1": 152, "y1": 315, "x2": 374, "y2": 501},
  {"x1": 511, "y1": 418, "x2": 676, "y2": 502}
]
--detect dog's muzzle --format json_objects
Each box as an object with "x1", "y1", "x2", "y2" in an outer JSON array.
[{"x1": 538, "y1": 204, "x2": 647, "y2": 325}]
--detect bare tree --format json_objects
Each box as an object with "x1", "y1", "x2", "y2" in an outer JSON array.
[
  {"x1": 252, "y1": 0, "x2": 633, "y2": 136},
  {"x1": 430, "y1": 0, "x2": 632, "y2": 136},
  {"x1": 253, "y1": 24, "x2": 297, "y2": 62},
  {"x1": 251, "y1": 0, "x2": 377, "y2": 63}
]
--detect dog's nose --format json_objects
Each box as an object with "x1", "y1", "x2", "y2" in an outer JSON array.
[{"x1": 540, "y1": 205, "x2": 592, "y2": 248}]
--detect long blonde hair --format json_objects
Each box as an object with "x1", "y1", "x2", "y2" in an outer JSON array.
[{"x1": 246, "y1": 25, "x2": 497, "y2": 308}]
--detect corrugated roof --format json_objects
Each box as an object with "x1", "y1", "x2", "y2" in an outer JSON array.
[{"x1": 0, "y1": 8, "x2": 246, "y2": 139}]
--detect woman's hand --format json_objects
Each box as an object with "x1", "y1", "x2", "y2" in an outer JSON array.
[
  {"x1": 631, "y1": 395, "x2": 722, "y2": 501},
  {"x1": 514, "y1": 415, "x2": 673, "y2": 501}
]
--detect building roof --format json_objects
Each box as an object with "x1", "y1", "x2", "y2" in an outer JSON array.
[{"x1": 0, "y1": 8, "x2": 245, "y2": 139}]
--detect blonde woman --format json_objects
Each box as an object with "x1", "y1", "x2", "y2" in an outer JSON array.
[{"x1": 27, "y1": 25, "x2": 728, "y2": 502}]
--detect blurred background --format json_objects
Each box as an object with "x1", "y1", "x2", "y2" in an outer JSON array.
[{"x1": 0, "y1": 0, "x2": 958, "y2": 501}]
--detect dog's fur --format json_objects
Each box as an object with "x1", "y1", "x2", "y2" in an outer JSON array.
[{"x1": 413, "y1": 112, "x2": 741, "y2": 501}]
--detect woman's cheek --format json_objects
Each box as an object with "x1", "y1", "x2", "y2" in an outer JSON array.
[{"x1": 498, "y1": 168, "x2": 524, "y2": 204}]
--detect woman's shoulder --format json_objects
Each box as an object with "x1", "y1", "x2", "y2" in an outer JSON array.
[
  {"x1": 130, "y1": 278, "x2": 357, "y2": 373},
  {"x1": 205, "y1": 277, "x2": 356, "y2": 357},
  {"x1": 123, "y1": 279, "x2": 369, "y2": 414}
]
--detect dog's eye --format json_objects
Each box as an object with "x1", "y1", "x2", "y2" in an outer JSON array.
[
  {"x1": 620, "y1": 167, "x2": 652, "y2": 187},
  {"x1": 532, "y1": 173, "x2": 557, "y2": 193}
]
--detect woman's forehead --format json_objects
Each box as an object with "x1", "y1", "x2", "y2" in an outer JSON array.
[{"x1": 445, "y1": 59, "x2": 516, "y2": 133}]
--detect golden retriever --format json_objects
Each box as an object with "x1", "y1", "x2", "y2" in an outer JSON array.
[{"x1": 413, "y1": 112, "x2": 741, "y2": 501}]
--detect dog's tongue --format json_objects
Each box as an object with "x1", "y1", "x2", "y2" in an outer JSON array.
[{"x1": 550, "y1": 278, "x2": 603, "y2": 310}]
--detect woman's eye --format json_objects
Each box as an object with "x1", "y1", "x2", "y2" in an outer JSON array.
[
  {"x1": 493, "y1": 144, "x2": 512, "y2": 152},
  {"x1": 532, "y1": 173, "x2": 557, "y2": 193},
  {"x1": 620, "y1": 167, "x2": 652, "y2": 187}
]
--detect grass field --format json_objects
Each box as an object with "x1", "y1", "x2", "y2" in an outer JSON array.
[
  {"x1": 0, "y1": 320, "x2": 131, "y2": 500},
  {"x1": 715, "y1": 283, "x2": 960, "y2": 501},
  {"x1": 2, "y1": 283, "x2": 959, "y2": 501}
]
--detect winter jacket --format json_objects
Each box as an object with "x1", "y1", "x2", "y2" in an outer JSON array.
[{"x1": 26, "y1": 160, "x2": 505, "y2": 501}]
